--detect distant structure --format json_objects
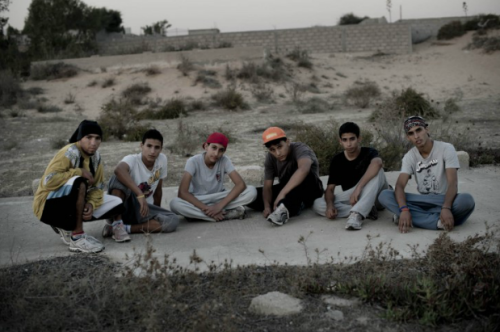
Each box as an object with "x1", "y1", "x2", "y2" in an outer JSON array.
[
  {"x1": 188, "y1": 29, "x2": 220, "y2": 36},
  {"x1": 360, "y1": 17, "x2": 388, "y2": 25}
]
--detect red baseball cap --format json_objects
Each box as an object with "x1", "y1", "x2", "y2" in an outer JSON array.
[{"x1": 204, "y1": 132, "x2": 229, "y2": 149}]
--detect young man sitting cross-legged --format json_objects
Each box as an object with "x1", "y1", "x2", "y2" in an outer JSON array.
[
  {"x1": 247, "y1": 127, "x2": 324, "y2": 226},
  {"x1": 378, "y1": 116, "x2": 475, "y2": 233},
  {"x1": 33, "y1": 120, "x2": 123, "y2": 253},
  {"x1": 105, "y1": 129, "x2": 179, "y2": 241},
  {"x1": 170, "y1": 132, "x2": 257, "y2": 222},
  {"x1": 313, "y1": 122, "x2": 389, "y2": 230}
]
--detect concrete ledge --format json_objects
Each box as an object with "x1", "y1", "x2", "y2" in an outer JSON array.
[{"x1": 457, "y1": 151, "x2": 470, "y2": 170}]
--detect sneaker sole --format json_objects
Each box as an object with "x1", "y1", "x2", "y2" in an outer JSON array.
[
  {"x1": 112, "y1": 235, "x2": 131, "y2": 243},
  {"x1": 267, "y1": 218, "x2": 284, "y2": 226},
  {"x1": 345, "y1": 224, "x2": 362, "y2": 230},
  {"x1": 69, "y1": 245, "x2": 105, "y2": 253}
]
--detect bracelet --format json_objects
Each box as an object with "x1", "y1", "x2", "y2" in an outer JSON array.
[
  {"x1": 441, "y1": 206, "x2": 451, "y2": 210},
  {"x1": 136, "y1": 195, "x2": 145, "y2": 199},
  {"x1": 398, "y1": 205, "x2": 408, "y2": 212}
]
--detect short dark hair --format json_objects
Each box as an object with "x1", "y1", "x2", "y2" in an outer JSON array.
[
  {"x1": 142, "y1": 129, "x2": 163, "y2": 145},
  {"x1": 264, "y1": 137, "x2": 287, "y2": 149},
  {"x1": 339, "y1": 122, "x2": 360, "y2": 138}
]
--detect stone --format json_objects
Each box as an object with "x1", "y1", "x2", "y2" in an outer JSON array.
[
  {"x1": 234, "y1": 165, "x2": 264, "y2": 186},
  {"x1": 322, "y1": 295, "x2": 359, "y2": 307},
  {"x1": 457, "y1": 151, "x2": 470, "y2": 170},
  {"x1": 249, "y1": 291, "x2": 303, "y2": 316},
  {"x1": 326, "y1": 310, "x2": 344, "y2": 321},
  {"x1": 32, "y1": 179, "x2": 40, "y2": 193}
]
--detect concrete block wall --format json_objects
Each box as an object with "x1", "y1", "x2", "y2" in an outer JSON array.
[{"x1": 98, "y1": 24, "x2": 412, "y2": 56}]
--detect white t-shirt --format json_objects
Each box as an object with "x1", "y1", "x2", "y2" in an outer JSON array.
[
  {"x1": 401, "y1": 141, "x2": 460, "y2": 195},
  {"x1": 122, "y1": 153, "x2": 168, "y2": 204},
  {"x1": 184, "y1": 153, "x2": 235, "y2": 196}
]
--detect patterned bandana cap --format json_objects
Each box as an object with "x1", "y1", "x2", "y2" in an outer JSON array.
[
  {"x1": 404, "y1": 116, "x2": 428, "y2": 133},
  {"x1": 204, "y1": 132, "x2": 229, "y2": 149},
  {"x1": 262, "y1": 127, "x2": 287, "y2": 144}
]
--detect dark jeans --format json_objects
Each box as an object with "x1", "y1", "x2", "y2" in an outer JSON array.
[{"x1": 247, "y1": 172, "x2": 324, "y2": 217}]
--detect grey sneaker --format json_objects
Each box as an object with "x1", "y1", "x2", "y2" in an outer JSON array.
[
  {"x1": 366, "y1": 205, "x2": 378, "y2": 220},
  {"x1": 345, "y1": 212, "x2": 363, "y2": 230},
  {"x1": 112, "y1": 223, "x2": 131, "y2": 243},
  {"x1": 223, "y1": 206, "x2": 246, "y2": 221},
  {"x1": 102, "y1": 223, "x2": 113, "y2": 238},
  {"x1": 69, "y1": 234, "x2": 105, "y2": 253},
  {"x1": 52, "y1": 227, "x2": 71, "y2": 245},
  {"x1": 267, "y1": 203, "x2": 289, "y2": 226}
]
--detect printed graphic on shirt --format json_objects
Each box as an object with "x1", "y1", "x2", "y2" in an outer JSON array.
[
  {"x1": 421, "y1": 168, "x2": 440, "y2": 193},
  {"x1": 138, "y1": 168, "x2": 162, "y2": 198}
]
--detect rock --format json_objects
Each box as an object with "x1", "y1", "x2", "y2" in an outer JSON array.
[
  {"x1": 326, "y1": 310, "x2": 344, "y2": 321},
  {"x1": 32, "y1": 179, "x2": 40, "y2": 193},
  {"x1": 356, "y1": 316, "x2": 370, "y2": 326},
  {"x1": 322, "y1": 295, "x2": 359, "y2": 307},
  {"x1": 234, "y1": 165, "x2": 264, "y2": 186},
  {"x1": 249, "y1": 291, "x2": 303, "y2": 316},
  {"x1": 457, "y1": 151, "x2": 470, "y2": 170}
]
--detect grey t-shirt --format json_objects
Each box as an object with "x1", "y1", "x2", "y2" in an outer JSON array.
[
  {"x1": 401, "y1": 141, "x2": 460, "y2": 195},
  {"x1": 264, "y1": 142, "x2": 320, "y2": 183},
  {"x1": 185, "y1": 153, "x2": 235, "y2": 196}
]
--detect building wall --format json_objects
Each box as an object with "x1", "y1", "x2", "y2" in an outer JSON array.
[
  {"x1": 396, "y1": 16, "x2": 473, "y2": 43},
  {"x1": 97, "y1": 24, "x2": 412, "y2": 56}
]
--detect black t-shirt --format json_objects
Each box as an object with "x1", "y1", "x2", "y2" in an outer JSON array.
[{"x1": 327, "y1": 147, "x2": 379, "y2": 191}]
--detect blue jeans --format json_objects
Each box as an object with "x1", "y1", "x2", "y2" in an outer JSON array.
[{"x1": 377, "y1": 189, "x2": 475, "y2": 230}]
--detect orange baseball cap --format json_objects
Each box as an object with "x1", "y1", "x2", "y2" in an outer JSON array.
[{"x1": 262, "y1": 127, "x2": 286, "y2": 144}]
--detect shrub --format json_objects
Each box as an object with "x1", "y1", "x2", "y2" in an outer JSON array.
[
  {"x1": 372, "y1": 88, "x2": 438, "y2": 121},
  {"x1": 156, "y1": 98, "x2": 188, "y2": 119},
  {"x1": 224, "y1": 64, "x2": 237, "y2": 81},
  {"x1": 285, "y1": 81, "x2": 306, "y2": 102},
  {"x1": 64, "y1": 92, "x2": 76, "y2": 104},
  {"x1": 0, "y1": 70, "x2": 22, "y2": 108},
  {"x1": 177, "y1": 54, "x2": 195, "y2": 76},
  {"x1": 190, "y1": 99, "x2": 207, "y2": 111},
  {"x1": 467, "y1": 34, "x2": 500, "y2": 53},
  {"x1": 142, "y1": 65, "x2": 161, "y2": 76},
  {"x1": 25, "y1": 86, "x2": 44, "y2": 95},
  {"x1": 194, "y1": 70, "x2": 221, "y2": 89},
  {"x1": 17, "y1": 99, "x2": 39, "y2": 110},
  {"x1": 286, "y1": 48, "x2": 313, "y2": 69},
  {"x1": 296, "y1": 97, "x2": 331, "y2": 114},
  {"x1": 87, "y1": 80, "x2": 98, "y2": 87},
  {"x1": 122, "y1": 82, "x2": 152, "y2": 105},
  {"x1": 211, "y1": 88, "x2": 249, "y2": 111},
  {"x1": 98, "y1": 99, "x2": 149, "y2": 141},
  {"x1": 338, "y1": 13, "x2": 369, "y2": 25},
  {"x1": 237, "y1": 56, "x2": 290, "y2": 83},
  {"x1": 443, "y1": 98, "x2": 460, "y2": 113},
  {"x1": 37, "y1": 105, "x2": 63, "y2": 113},
  {"x1": 464, "y1": 14, "x2": 500, "y2": 31},
  {"x1": 101, "y1": 77, "x2": 116, "y2": 88},
  {"x1": 437, "y1": 21, "x2": 466, "y2": 40},
  {"x1": 30, "y1": 62, "x2": 79, "y2": 81},
  {"x1": 250, "y1": 83, "x2": 274, "y2": 103},
  {"x1": 344, "y1": 80, "x2": 381, "y2": 108}
]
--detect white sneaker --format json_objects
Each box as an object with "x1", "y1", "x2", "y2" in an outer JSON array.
[
  {"x1": 345, "y1": 212, "x2": 363, "y2": 230},
  {"x1": 222, "y1": 206, "x2": 246, "y2": 221},
  {"x1": 437, "y1": 219, "x2": 445, "y2": 230},
  {"x1": 69, "y1": 234, "x2": 105, "y2": 253},
  {"x1": 267, "y1": 203, "x2": 289, "y2": 226},
  {"x1": 52, "y1": 227, "x2": 71, "y2": 245},
  {"x1": 112, "y1": 223, "x2": 131, "y2": 243},
  {"x1": 392, "y1": 214, "x2": 399, "y2": 226}
]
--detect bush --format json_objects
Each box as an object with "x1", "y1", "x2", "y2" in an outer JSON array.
[
  {"x1": 142, "y1": 65, "x2": 161, "y2": 76},
  {"x1": 286, "y1": 48, "x2": 313, "y2": 69},
  {"x1": 156, "y1": 98, "x2": 188, "y2": 119},
  {"x1": 189, "y1": 99, "x2": 207, "y2": 111},
  {"x1": 464, "y1": 14, "x2": 500, "y2": 31},
  {"x1": 296, "y1": 97, "x2": 331, "y2": 114},
  {"x1": 437, "y1": 21, "x2": 466, "y2": 40},
  {"x1": 211, "y1": 88, "x2": 249, "y2": 111},
  {"x1": 194, "y1": 70, "x2": 221, "y2": 89},
  {"x1": 64, "y1": 92, "x2": 76, "y2": 104},
  {"x1": 372, "y1": 88, "x2": 438, "y2": 121},
  {"x1": 467, "y1": 34, "x2": 500, "y2": 53},
  {"x1": 37, "y1": 104, "x2": 63, "y2": 113},
  {"x1": 344, "y1": 80, "x2": 381, "y2": 108},
  {"x1": 177, "y1": 54, "x2": 195, "y2": 76},
  {"x1": 0, "y1": 70, "x2": 22, "y2": 108},
  {"x1": 237, "y1": 56, "x2": 290, "y2": 83},
  {"x1": 98, "y1": 99, "x2": 149, "y2": 141},
  {"x1": 443, "y1": 98, "x2": 460, "y2": 113},
  {"x1": 25, "y1": 86, "x2": 44, "y2": 95},
  {"x1": 101, "y1": 77, "x2": 115, "y2": 88},
  {"x1": 338, "y1": 13, "x2": 369, "y2": 25},
  {"x1": 122, "y1": 82, "x2": 152, "y2": 105},
  {"x1": 250, "y1": 83, "x2": 274, "y2": 103},
  {"x1": 30, "y1": 62, "x2": 79, "y2": 81}
]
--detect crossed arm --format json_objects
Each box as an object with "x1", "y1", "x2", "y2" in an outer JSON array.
[
  {"x1": 177, "y1": 170, "x2": 247, "y2": 221},
  {"x1": 115, "y1": 162, "x2": 150, "y2": 217}
]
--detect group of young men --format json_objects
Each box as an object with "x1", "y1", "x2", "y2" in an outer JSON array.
[{"x1": 34, "y1": 116, "x2": 475, "y2": 253}]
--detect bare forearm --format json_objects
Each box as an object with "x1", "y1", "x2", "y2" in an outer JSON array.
[
  {"x1": 325, "y1": 188, "x2": 335, "y2": 209},
  {"x1": 356, "y1": 161, "x2": 382, "y2": 191},
  {"x1": 216, "y1": 182, "x2": 246, "y2": 209},
  {"x1": 115, "y1": 168, "x2": 143, "y2": 197},
  {"x1": 178, "y1": 190, "x2": 207, "y2": 210}
]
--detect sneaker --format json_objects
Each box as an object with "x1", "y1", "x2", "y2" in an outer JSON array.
[
  {"x1": 437, "y1": 219, "x2": 445, "y2": 230},
  {"x1": 102, "y1": 223, "x2": 113, "y2": 238},
  {"x1": 366, "y1": 205, "x2": 378, "y2": 220},
  {"x1": 345, "y1": 212, "x2": 363, "y2": 230},
  {"x1": 267, "y1": 203, "x2": 289, "y2": 226},
  {"x1": 392, "y1": 214, "x2": 399, "y2": 226},
  {"x1": 52, "y1": 226, "x2": 71, "y2": 245},
  {"x1": 222, "y1": 206, "x2": 246, "y2": 221},
  {"x1": 69, "y1": 234, "x2": 105, "y2": 253},
  {"x1": 112, "y1": 223, "x2": 131, "y2": 243}
]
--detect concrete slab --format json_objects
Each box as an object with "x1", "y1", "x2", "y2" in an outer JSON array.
[{"x1": 1, "y1": 167, "x2": 499, "y2": 269}]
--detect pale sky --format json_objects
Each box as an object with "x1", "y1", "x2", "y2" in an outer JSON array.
[{"x1": 5, "y1": 0, "x2": 500, "y2": 35}]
